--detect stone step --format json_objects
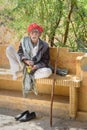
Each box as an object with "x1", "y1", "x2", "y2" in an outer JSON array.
[{"x1": 0, "y1": 89, "x2": 69, "y2": 118}]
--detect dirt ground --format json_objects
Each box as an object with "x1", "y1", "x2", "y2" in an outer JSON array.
[{"x1": 0, "y1": 107, "x2": 87, "y2": 130}]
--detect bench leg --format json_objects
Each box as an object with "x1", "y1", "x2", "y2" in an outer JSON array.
[{"x1": 69, "y1": 87, "x2": 78, "y2": 119}]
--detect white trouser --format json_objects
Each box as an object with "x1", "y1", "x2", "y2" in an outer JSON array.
[
  {"x1": 6, "y1": 45, "x2": 23, "y2": 75},
  {"x1": 6, "y1": 45, "x2": 52, "y2": 79}
]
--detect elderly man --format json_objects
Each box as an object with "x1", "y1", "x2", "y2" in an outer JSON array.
[{"x1": 6, "y1": 23, "x2": 52, "y2": 97}]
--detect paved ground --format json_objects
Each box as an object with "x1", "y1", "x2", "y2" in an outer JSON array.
[{"x1": 0, "y1": 107, "x2": 87, "y2": 130}]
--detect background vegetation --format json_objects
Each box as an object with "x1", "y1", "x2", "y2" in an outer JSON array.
[{"x1": 0, "y1": 0, "x2": 87, "y2": 51}]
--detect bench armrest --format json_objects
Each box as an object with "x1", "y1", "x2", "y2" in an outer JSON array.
[
  {"x1": 80, "y1": 54, "x2": 87, "y2": 71},
  {"x1": 76, "y1": 54, "x2": 87, "y2": 78},
  {"x1": 76, "y1": 56, "x2": 83, "y2": 77}
]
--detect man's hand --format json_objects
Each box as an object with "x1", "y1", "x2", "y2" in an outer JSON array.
[
  {"x1": 31, "y1": 65, "x2": 38, "y2": 70},
  {"x1": 23, "y1": 59, "x2": 34, "y2": 66},
  {"x1": 26, "y1": 65, "x2": 38, "y2": 74}
]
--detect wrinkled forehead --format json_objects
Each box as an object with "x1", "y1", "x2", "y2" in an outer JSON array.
[{"x1": 30, "y1": 29, "x2": 40, "y2": 33}]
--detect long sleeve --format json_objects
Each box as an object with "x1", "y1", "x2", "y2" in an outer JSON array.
[{"x1": 33, "y1": 46, "x2": 50, "y2": 68}]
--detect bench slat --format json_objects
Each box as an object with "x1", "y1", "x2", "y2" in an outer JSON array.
[
  {"x1": 36, "y1": 74, "x2": 81, "y2": 88},
  {"x1": 0, "y1": 69, "x2": 81, "y2": 88}
]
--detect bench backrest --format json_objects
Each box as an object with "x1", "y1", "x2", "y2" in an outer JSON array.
[
  {"x1": 49, "y1": 47, "x2": 84, "y2": 74},
  {"x1": 0, "y1": 45, "x2": 84, "y2": 74}
]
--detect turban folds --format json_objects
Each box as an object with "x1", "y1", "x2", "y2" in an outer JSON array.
[{"x1": 27, "y1": 23, "x2": 43, "y2": 33}]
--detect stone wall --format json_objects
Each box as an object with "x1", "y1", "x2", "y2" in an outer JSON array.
[
  {"x1": 0, "y1": 25, "x2": 19, "y2": 68},
  {"x1": 0, "y1": 25, "x2": 18, "y2": 45}
]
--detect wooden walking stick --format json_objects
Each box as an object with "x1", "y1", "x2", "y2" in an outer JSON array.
[{"x1": 50, "y1": 47, "x2": 60, "y2": 127}]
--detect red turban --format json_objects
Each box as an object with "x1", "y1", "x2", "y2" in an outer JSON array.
[{"x1": 27, "y1": 23, "x2": 43, "y2": 33}]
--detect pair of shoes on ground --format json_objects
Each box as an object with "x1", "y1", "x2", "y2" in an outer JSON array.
[{"x1": 15, "y1": 110, "x2": 36, "y2": 122}]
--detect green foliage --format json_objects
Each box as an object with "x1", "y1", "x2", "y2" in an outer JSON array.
[{"x1": 0, "y1": 0, "x2": 87, "y2": 51}]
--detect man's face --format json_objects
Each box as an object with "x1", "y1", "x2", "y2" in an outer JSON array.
[{"x1": 29, "y1": 29, "x2": 41, "y2": 44}]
